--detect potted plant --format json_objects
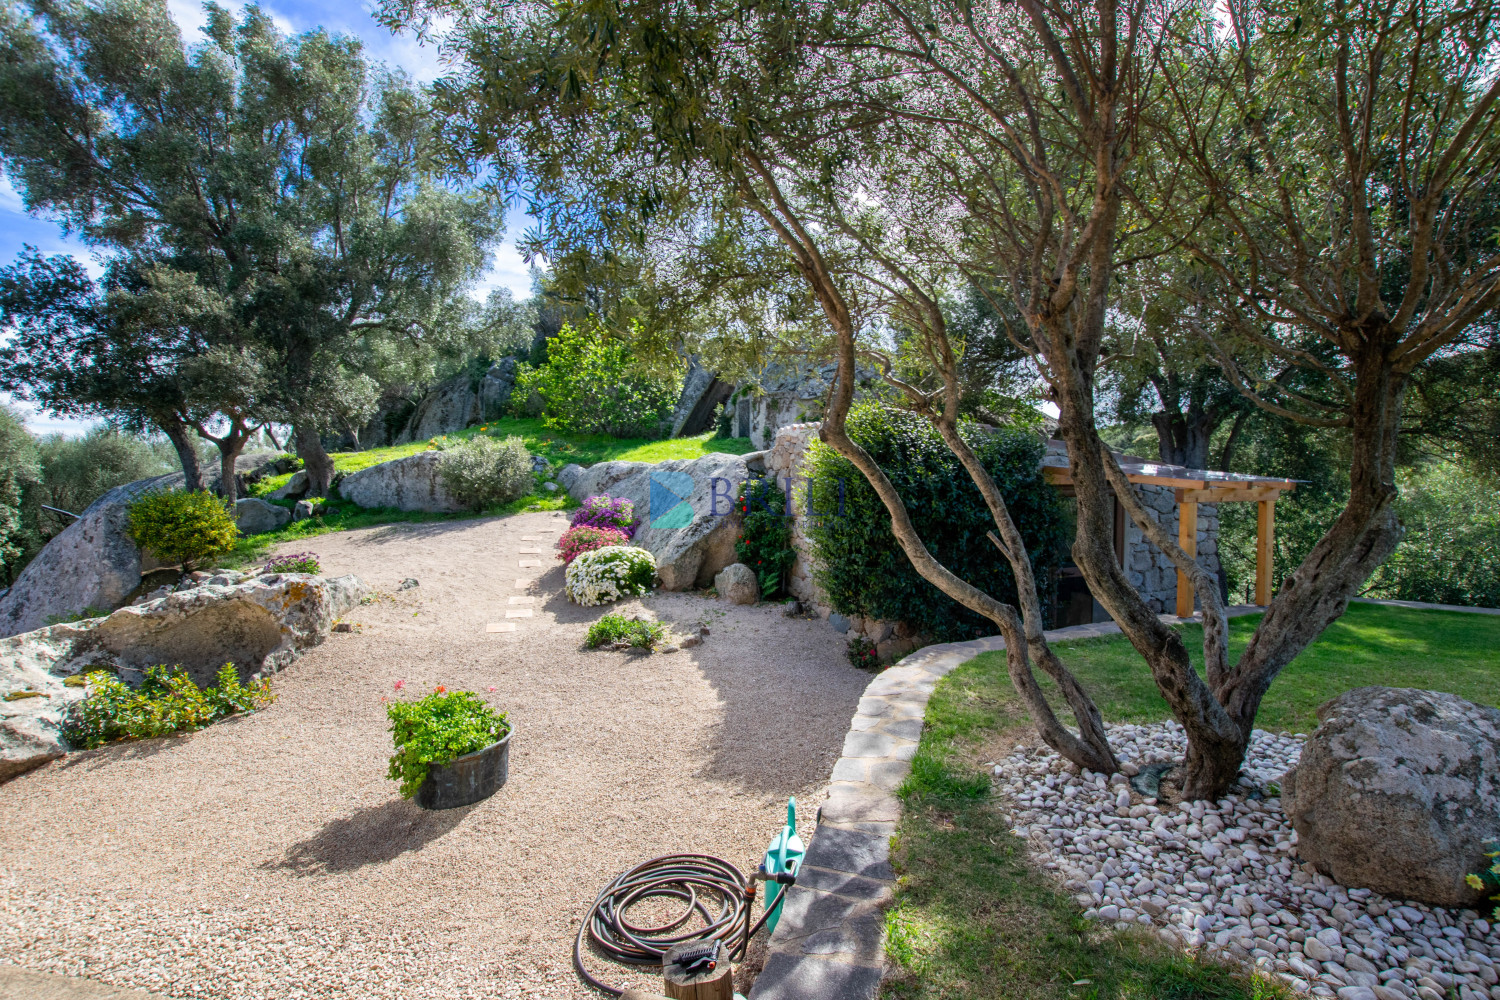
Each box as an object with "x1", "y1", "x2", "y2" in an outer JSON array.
[{"x1": 386, "y1": 685, "x2": 512, "y2": 809}]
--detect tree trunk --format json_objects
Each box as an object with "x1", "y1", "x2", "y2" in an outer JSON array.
[
  {"x1": 1150, "y1": 406, "x2": 1214, "y2": 469},
  {"x1": 295, "y1": 422, "x2": 335, "y2": 497},
  {"x1": 161, "y1": 419, "x2": 204, "y2": 492},
  {"x1": 216, "y1": 432, "x2": 248, "y2": 507}
]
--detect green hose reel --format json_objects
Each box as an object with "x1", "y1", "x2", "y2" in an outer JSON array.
[{"x1": 760, "y1": 798, "x2": 804, "y2": 935}]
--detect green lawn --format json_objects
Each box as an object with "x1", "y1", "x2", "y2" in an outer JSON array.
[
  {"x1": 1010, "y1": 603, "x2": 1500, "y2": 734},
  {"x1": 227, "y1": 420, "x2": 754, "y2": 568},
  {"x1": 881, "y1": 603, "x2": 1498, "y2": 999}
]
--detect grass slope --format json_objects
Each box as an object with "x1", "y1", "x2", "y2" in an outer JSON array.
[
  {"x1": 883, "y1": 604, "x2": 1498, "y2": 998},
  {"x1": 227, "y1": 420, "x2": 754, "y2": 567}
]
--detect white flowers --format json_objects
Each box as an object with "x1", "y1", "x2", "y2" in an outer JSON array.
[{"x1": 564, "y1": 546, "x2": 657, "y2": 606}]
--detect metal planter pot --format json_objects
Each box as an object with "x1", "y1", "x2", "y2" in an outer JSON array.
[{"x1": 416, "y1": 727, "x2": 512, "y2": 810}]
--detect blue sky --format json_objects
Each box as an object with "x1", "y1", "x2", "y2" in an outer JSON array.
[{"x1": 1, "y1": 0, "x2": 537, "y2": 436}]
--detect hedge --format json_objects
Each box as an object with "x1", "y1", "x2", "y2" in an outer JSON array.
[{"x1": 803, "y1": 406, "x2": 1066, "y2": 641}]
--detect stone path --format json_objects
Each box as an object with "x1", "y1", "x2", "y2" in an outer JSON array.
[{"x1": 0, "y1": 967, "x2": 166, "y2": 1000}]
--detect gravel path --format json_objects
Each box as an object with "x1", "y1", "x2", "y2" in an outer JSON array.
[{"x1": 0, "y1": 511, "x2": 870, "y2": 999}]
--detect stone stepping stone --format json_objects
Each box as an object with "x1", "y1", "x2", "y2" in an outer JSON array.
[
  {"x1": 517, "y1": 547, "x2": 542, "y2": 554},
  {"x1": 514, "y1": 579, "x2": 529, "y2": 589},
  {"x1": 505, "y1": 609, "x2": 533, "y2": 618},
  {"x1": 518, "y1": 559, "x2": 541, "y2": 567},
  {"x1": 486, "y1": 623, "x2": 517, "y2": 633},
  {"x1": 520, "y1": 536, "x2": 540, "y2": 541},
  {"x1": 508, "y1": 596, "x2": 535, "y2": 605}
]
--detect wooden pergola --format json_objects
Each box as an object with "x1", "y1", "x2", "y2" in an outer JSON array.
[{"x1": 1041, "y1": 449, "x2": 1297, "y2": 617}]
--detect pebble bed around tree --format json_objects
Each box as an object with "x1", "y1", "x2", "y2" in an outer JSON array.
[{"x1": 998, "y1": 721, "x2": 1499, "y2": 1000}]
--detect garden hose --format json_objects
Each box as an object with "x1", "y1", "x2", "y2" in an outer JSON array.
[{"x1": 572, "y1": 853, "x2": 792, "y2": 997}]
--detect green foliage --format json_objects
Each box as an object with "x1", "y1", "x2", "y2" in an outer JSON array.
[
  {"x1": 847, "y1": 635, "x2": 880, "y2": 670},
  {"x1": 1363, "y1": 461, "x2": 1500, "y2": 608},
  {"x1": 804, "y1": 406, "x2": 1067, "y2": 641},
  {"x1": 125, "y1": 489, "x2": 237, "y2": 569},
  {"x1": 45, "y1": 606, "x2": 109, "y2": 625},
  {"x1": 36, "y1": 429, "x2": 173, "y2": 520},
  {"x1": 1467, "y1": 841, "x2": 1500, "y2": 921},
  {"x1": 386, "y1": 690, "x2": 509, "y2": 799},
  {"x1": 68, "y1": 663, "x2": 274, "y2": 749},
  {"x1": 585, "y1": 613, "x2": 666, "y2": 649},
  {"x1": 514, "y1": 322, "x2": 682, "y2": 438},
  {"x1": 734, "y1": 478, "x2": 794, "y2": 599},
  {"x1": 436, "y1": 434, "x2": 533, "y2": 511}
]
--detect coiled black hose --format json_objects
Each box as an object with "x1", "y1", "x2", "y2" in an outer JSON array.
[{"x1": 573, "y1": 853, "x2": 788, "y2": 997}]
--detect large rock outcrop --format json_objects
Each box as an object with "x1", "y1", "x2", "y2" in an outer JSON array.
[
  {"x1": 0, "y1": 572, "x2": 367, "y2": 783},
  {"x1": 234, "y1": 497, "x2": 291, "y2": 534},
  {"x1": 1282, "y1": 686, "x2": 1500, "y2": 907},
  {"x1": 560, "y1": 453, "x2": 749, "y2": 590},
  {"x1": 0, "y1": 474, "x2": 181, "y2": 638},
  {"x1": 670, "y1": 358, "x2": 733, "y2": 437},
  {"x1": 337, "y1": 451, "x2": 464, "y2": 513}
]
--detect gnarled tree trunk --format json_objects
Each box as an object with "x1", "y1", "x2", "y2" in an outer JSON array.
[{"x1": 294, "y1": 422, "x2": 335, "y2": 497}]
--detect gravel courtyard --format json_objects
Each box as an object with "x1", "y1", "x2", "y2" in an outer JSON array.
[{"x1": 0, "y1": 511, "x2": 871, "y2": 999}]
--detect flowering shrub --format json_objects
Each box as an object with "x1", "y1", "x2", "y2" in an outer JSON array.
[
  {"x1": 557, "y1": 525, "x2": 628, "y2": 565},
  {"x1": 266, "y1": 551, "x2": 320, "y2": 574},
  {"x1": 570, "y1": 494, "x2": 638, "y2": 537},
  {"x1": 847, "y1": 636, "x2": 881, "y2": 670},
  {"x1": 735, "y1": 478, "x2": 795, "y2": 599},
  {"x1": 564, "y1": 546, "x2": 657, "y2": 606},
  {"x1": 1467, "y1": 840, "x2": 1500, "y2": 919},
  {"x1": 386, "y1": 689, "x2": 510, "y2": 799},
  {"x1": 68, "y1": 663, "x2": 274, "y2": 749}
]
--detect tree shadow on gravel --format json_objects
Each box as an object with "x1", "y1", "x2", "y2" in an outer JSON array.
[{"x1": 262, "y1": 798, "x2": 471, "y2": 876}]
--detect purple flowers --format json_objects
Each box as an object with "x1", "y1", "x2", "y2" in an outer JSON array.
[
  {"x1": 266, "y1": 551, "x2": 320, "y2": 575},
  {"x1": 569, "y1": 494, "x2": 639, "y2": 538}
]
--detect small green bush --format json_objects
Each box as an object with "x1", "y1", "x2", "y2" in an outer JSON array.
[
  {"x1": 387, "y1": 689, "x2": 509, "y2": 799},
  {"x1": 847, "y1": 635, "x2": 881, "y2": 670},
  {"x1": 68, "y1": 663, "x2": 274, "y2": 749},
  {"x1": 735, "y1": 478, "x2": 795, "y2": 599},
  {"x1": 126, "y1": 489, "x2": 238, "y2": 569},
  {"x1": 586, "y1": 613, "x2": 666, "y2": 649},
  {"x1": 514, "y1": 322, "x2": 682, "y2": 438},
  {"x1": 804, "y1": 405, "x2": 1067, "y2": 641},
  {"x1": 437, "y1": 435, "x2": 534, "y2": 511}
]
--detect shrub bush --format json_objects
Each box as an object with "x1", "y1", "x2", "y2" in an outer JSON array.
[
  {"x1": 847, "y1": 635, "x2": 880, "y2": 670},
  {"x1": 735, "y1": 478, "x2": 795, "y2": 599},
  {"x1": 68, "y1": 663, "x2": 274, "y2": 749},
  {"x1": 564, "y1": 545, "x2": 657, "y2": 606},
  {"x1": 570, "y1": 494, "x2": 638, "y2": 537},
  {"x1": 386, "y1": 689, "x2": 509, "y2": 799},
  {"x1": 437, "y1": 435, "x2": 533, "y2": 511},
  {"x1": 557, "y1": 525, "x2": 628, "y2": 565},
  {"x1": 513, "y1": 322, "x2": 682, "y2": 438},
  {"x1": 126, "y1": 489, "x2": 238, "y2": 569},
  {"x1": 804, "y1": 405, "x2": 1067, "y2": 641},
  {"x1": 586, "y1": 612, "x2": 666, "y2": 649},
  {"x1": 1364, "y1": 461, "x2": 1500, "y2": 608},
  {"x1": 38, "y1": 428, "x2": 174, "y2": 519},
  {"x1": 266, "y1": 551, "x2": 320, "y2": 574}
]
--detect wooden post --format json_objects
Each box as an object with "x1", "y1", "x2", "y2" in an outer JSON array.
[
  {"x1": 662, "y1": 942, "x2": 734, "y2": 1000},
  {"x1": 1255, "y1": 498, "x2": 1276, "y2": 606},
  {"x1": 1175, "y1": 499, "x2": 1198, "y2": 619}
]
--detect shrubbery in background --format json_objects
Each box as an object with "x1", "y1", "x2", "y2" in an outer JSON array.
[
  {"x1": 387, "y1": 689, "x2": 509, "y2": 799},
  {"x1": 804, "y1": 405, "x2": 1067, "y2": 640},
  {"x1": 735, "y1": 478, "x2": 795, "y2": 599},
  {"x1": 68, "y1": 663, "x2": 274, "y2": 749},
  {"x1": 436, "y1": 435, "x2": 533, "y2": 511},
  {"x1": 512, "y1": 322, "x2": 681, "y2": 438},
  {"x1": 556, "y1": 525, "x2": 628, "y2": 564},
  {"x1": 1364, "y1": 462, "x2": 1500, "y2": 608},
  {"x1": 570, "y1": 494, "x2": 638, "y2": 536},
  {"x1": 125, "y1": 490, "x2": 238, "y2": 569}
]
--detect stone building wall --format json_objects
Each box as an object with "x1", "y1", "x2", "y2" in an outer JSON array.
[{"x1": 1122, "y1": 484, "x2": 1222, "y2": 615}]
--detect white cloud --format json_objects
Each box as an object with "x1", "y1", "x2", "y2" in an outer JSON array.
[{"x1": 0, "y1": 175, "x2": 23, "y2": 214}]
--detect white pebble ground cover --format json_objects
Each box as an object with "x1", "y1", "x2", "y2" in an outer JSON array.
[{"x1": 999, "y1": 721, "x2": 1499, "y2": 1000}]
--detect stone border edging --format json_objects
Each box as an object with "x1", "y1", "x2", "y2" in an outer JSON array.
[{"x1": 747, "y1": 606, "x2": 1271, "y2": 1000}]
